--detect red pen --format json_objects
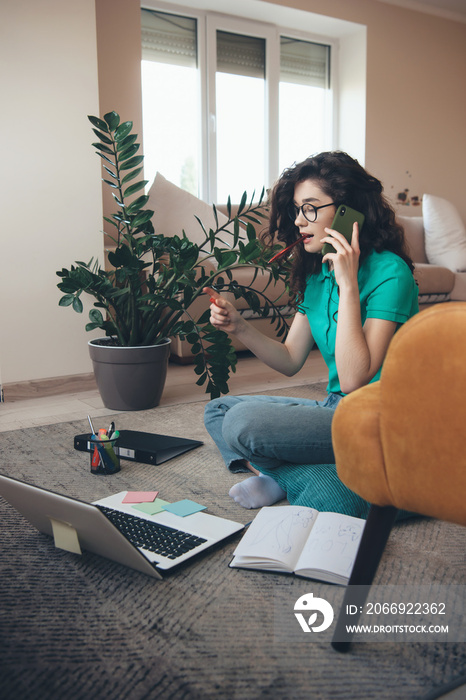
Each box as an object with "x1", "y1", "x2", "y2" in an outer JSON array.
[
  {"x1": 88, "y1": 415, "x2": 100, "y2": 469},
  {"x1": 268, "y1": 235, "x2": 307, "y2": 264}
]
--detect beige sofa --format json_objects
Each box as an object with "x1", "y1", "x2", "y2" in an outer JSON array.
[
  {"x1": 147, "y1": 175, "x2": 466, "y2": 362},
  {"x1": 399, "y1": 215, "x2": 466, "y2": 308}
]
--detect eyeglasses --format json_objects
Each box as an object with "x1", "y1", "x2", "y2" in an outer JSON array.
[{"x1": 287, "y1": 201, "x2": 335, "y2": 223}]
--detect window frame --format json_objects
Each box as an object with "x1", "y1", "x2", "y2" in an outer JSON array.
[{"x1": 141, "y1": 2, "x2": 337, "y2": 203}]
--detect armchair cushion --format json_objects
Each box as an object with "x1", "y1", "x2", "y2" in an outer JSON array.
[{"x1": 333, "y1": 303, "x2": 466, "y2": 525}]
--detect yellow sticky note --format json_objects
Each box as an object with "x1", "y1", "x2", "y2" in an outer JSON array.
[{"x1": 49, "y1": 517, "x2": 82, "y2": 555}]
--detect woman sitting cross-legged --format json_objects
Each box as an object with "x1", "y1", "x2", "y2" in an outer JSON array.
[{"x1": 203, "y1": 151, "x2": 419, "y2": 517}]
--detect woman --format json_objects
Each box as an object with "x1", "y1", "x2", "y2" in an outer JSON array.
[{"x1": 203, "y1": 151, "x2": 419, "y2": 514}]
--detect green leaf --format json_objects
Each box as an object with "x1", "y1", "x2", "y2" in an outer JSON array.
[
  {"x1": 118, "y1": 144, "x2": 139, "y2": 161},
  {"x1": 96, "y1": 151, "x2": 115, "y2": 166},
  {"x1": 131, "y1": 210, "x2": 153, "y2": 227},
  {"x1": 108, "y1": 245, "x2": 135, "y2": 268},
  {"x1": 241, "y1": 240, "x2": 261, "y2": 262},
  {"x1": 194, "y1": 216, "x2": 207, "y2": 236},
  {"x1": 117, "y1": 134, "x2": 138, "y2": 151},
  {"x1": 126, "y1": 195, "x2": 149, "y2": 214},
  {"x1": 72, "y1": 296, "x2": 83, "y2": 313},
  {"x1": 58, "y1": 294, "x2": 74, "y2": 307},
  {"x1": 92, "y1": 129, "x2": 113, "y2": 144},
  {"x1": 112, "y1": 193, "x2": 125, "y2": 208},
  {"x1": 212, "y1": 203, "x2": 219, "y2": 228},
  {"x1": 215, "y1": 250, "x2": 237, "y2": 268},
  {"x1": 102, "y1": 165, "x2": 117, "y2": 179},
  {"x1": 92, "y1": 142, "x2": 114, "y2": 155},
  {"x1": 237, "y1": 190, "x2": 247, "y2": 215},
  {"x1": 197, "y1": 309, "x2": 211, "y2": 324},
  {"x1": 123, "y1": 180, "x2": 148, "y2": 198},
  {"x1": 246, "y1": 222, "x2": 257, "y2": 242},
  {"x1": 103, "y1": 216, "x2": 118, "y2": 228},
  {"x1": 233, "y1": 218, "x2": 240, "y2": 247},
  {"x1": 88, "y1": 115, "x2": 108, "y2": 132},
  {"x1": 114, "y1": 121, "x2": 133, "y2": 141},
  {"x1": 119, "y1": 155, "x2": 144, "y2": 171},
  {"x1": 89, "y1": 308, "x2": 104, "y2": 325},
  {"x1": 121, "y1": 167, "x2": 143, "y2": 184},
  {"x1": 104, "y1": 111, "x2": 120, "y2": 130},
  {"x1": 207, "y1": 384, "x2": 220, "y2": 400}
]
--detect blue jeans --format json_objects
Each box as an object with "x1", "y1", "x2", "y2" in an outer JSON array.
[{"x1": 203, "y1": 393, "x2": 343, "y2": 473}]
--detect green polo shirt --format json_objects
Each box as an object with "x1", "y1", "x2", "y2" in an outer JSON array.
[{"x1": 299, "y1": 250, "x2": 419, "y2": 394}]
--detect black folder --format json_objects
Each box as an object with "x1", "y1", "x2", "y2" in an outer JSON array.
[{"x1": 74, "y1": 430, "x2": 203, "y2": 466}]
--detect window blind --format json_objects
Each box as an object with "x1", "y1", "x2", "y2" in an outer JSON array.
[
  {"x1": 216, "y1": 31, "x2": 265, "y2": 79},
  {"x1": 141, "y1": 9, "x2": 197, "y2": 68},
  {"x1": 280, "y1": 37, "x2": 329, "y2": 88}
]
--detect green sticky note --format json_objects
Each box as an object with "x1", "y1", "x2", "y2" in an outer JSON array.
[
  {"x1": 132, "y1": 498, "x2": 171, "y2": 515},
  {"x1": 162, "y1": 499, "x2": 206, "y2": 517}
]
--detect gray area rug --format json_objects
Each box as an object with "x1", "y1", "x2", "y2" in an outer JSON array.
[{"x1": 0, "y1": 383, "x2": 464, "y2": 700}]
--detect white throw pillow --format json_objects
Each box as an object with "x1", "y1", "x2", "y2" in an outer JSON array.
[
  {"x1": 423, "y1": 194, "x2": 466, "y2": 272},
  {"x1": 146, "y1": 172, "x2": 232, "y2": 252}
]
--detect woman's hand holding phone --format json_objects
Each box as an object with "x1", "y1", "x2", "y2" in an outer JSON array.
[
  {"x1": 321, "y1": 221, "x2": 361, "y2": 291},
  {"x1": 321, "y1": 204, "x2": 364, "y2": 290}
]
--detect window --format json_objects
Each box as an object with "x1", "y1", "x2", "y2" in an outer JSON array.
[
  {"x1": 215, "y1": 31, "x2": 266, "y2": 202},
  {"x1": 141, "y1": 11, "x2": 199, "y2": 196},
  {"x1": 279, "y1": 37, "x2": 330, "y2": 175},
  {"x1": 141, "y1": 7, "x2": 332, "y2": 203}
]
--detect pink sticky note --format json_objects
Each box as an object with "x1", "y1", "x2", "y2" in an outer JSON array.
[{"x1": 122, "y1": 491, "x2": 159, "y2": 504}]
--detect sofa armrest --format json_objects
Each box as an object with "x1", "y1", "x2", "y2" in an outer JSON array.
[
  {"x1": 396, "y1": 215, "x2": 427, "y2": 264},
  {"x1": 413, "y1": 263, "x2": 455, "y2": 295},
  {"x1": 451, "y1": 272, "x2": 466, "y2": 301}
]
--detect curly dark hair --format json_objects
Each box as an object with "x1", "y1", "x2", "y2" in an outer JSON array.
[{"x1": 264, "y1": 151, "x2": 415, "y2": 297}]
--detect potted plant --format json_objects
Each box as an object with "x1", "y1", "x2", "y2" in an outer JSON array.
[{"x1": 57, "y1": 111, "x2": 289, "y2": 410}]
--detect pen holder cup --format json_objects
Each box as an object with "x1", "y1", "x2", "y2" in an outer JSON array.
[{"x1": 90, "y1": 436, "x2": 120, "y2": 475}]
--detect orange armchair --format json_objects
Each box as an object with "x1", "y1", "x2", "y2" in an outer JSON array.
[{"x1": 330, "y1": 303, "x2": 466, "y2": 651}]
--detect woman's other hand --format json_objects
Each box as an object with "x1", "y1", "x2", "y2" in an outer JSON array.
[{"x1": 203, "y1": 287, "x2": 244, "y2": 335}]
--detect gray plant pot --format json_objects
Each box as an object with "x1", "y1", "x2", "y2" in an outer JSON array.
[{"x1": 88, "y1": 338, "x2": 171, "y2": 411}]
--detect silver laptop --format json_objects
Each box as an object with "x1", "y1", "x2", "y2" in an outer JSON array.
[{"x1": 0, "y1": 474, "x2": 244, "y2": 579}]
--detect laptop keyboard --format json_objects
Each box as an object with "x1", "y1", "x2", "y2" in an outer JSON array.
[{"x1": 98, "y1": 506, "x2": 207, "y2": 560}]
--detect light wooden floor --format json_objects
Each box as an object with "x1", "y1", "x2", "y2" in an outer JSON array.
[{"x1": 0, "y1": 350, "x2": 328, "y2": 433}]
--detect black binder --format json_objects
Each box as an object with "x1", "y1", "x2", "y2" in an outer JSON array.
[{"x1": 74, "y1": 430, "x2": 203, "y2": 466}]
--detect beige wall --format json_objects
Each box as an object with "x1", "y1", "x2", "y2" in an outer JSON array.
[
  {"x1": 269, "y1": 0, "x2": 466, "y2": 219},
  {"x1": 0, "y1": 0, "x2": 103, "y2": 385},
  {"x1": 0, "y1": 0, "x2": 464, "y2": 386},
  {"x1": 365, "y1": 7, "x2": 465, "y2": 217},
  {"x1": 95, "y1": 0, "x2": 143, "y2": 232}
]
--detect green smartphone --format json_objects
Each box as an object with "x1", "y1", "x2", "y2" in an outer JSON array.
[{"x1": 321, "y1": 204, "x2": 365, "y2": 256}]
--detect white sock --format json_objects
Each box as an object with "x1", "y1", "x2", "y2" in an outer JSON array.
[{"x1": 229, "y1": 474, "x2": 286, "y2": 509}]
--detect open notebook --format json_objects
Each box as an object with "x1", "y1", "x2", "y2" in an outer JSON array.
[
  {"x1": 0, "y1": 474, "x2": 244, "y2": 579},
  {"x1": 230, "y1": 505, "x2": 365, "y2": 585}
]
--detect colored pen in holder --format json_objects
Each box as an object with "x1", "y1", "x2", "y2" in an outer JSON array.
[{"x1": 88, "y1": 419, "x2": 120, "y2": 475}]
